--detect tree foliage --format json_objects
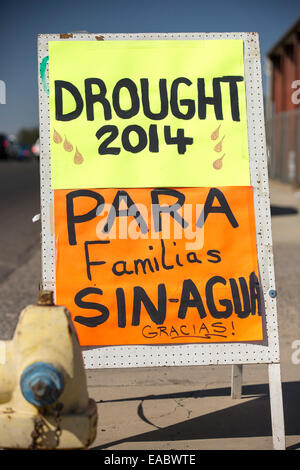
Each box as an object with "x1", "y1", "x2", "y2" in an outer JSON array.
[{"x1": 17, "y1": 128, "x2": 39, "y2": 147}]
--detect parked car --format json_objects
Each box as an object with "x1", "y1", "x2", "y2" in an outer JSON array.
[
  {"x1": 6, "y1": 135, "x2": 20, "y2": 159},
  {"x1": 17, "y1": 144, "x2": 31, "y2": 160},
  {"x1": 31, "y1": 138, "x2": 40, "y2": 158},
  {"x1": 0, "y1": 134, "x2": 10, "y2": 159}
]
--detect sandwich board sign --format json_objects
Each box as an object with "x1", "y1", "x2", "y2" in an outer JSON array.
[{"x1": 37, "y1": 32, "x2": 285, "y2": 448}]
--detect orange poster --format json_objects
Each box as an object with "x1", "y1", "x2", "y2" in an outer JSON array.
[{"x1": 54, "y1": 186, "x2": 263, "y2": 346}]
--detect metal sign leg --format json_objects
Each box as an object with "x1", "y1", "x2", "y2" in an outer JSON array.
[
  {"x1": 231, "y1": 364, "x2": 243, "y2": 399},
  {"x1": 268, "y1": 363, "x2": 285, "y2": 450}
]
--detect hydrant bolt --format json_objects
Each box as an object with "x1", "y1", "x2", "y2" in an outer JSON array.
[{"x1": 20, "y1": 362, "x2": 65, "y2": 408}]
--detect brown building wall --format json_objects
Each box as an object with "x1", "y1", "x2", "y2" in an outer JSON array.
[
  {"x1": 267, "y1": 21, "x2": 300, "y2": 185},
  {"x1": 272, "y1": 55, "x2": 283, "y2": 113},
  {"x1": 271, "y1": 33, "x2": 300, "y2": 114}
]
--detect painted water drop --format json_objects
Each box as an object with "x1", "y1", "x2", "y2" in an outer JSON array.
[
  {"x1": 74, "y1": 147, "x2": 84, "y2": 165},
  {"x1": 53, "y1": 129, "x2": 62, "y2": 144},
  {"x1": 210, "y1": 124, "x2": 221, "y2": 141},
  {"x1": 213, "y1": 153, "x2": 225, "y2": 170},
  {"x1": 214, "y1": 136, "x2": 225, "y2": 152},
  {"x1": 63, "y1": 136, "x2": 73, "y2": 152}
]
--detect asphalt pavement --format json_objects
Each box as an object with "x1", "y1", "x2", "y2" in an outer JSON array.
[
  {"x1": 0, "y1": 160, "x2": 299, "y2": 450},
  {"x1": 0, "y1": 159, "x2": 40, "y2": 338},
  {"x1": 0, "y1": 159, "x2": 40, "y2": 282}
]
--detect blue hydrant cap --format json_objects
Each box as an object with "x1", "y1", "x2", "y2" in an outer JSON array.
[{"x1": 20, "y1": 362, "x2": 65, "y2": 407}]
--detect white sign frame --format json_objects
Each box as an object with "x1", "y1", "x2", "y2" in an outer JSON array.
[
  {"x1": 38, "y1": 31, "x2": 280, "y2": 368},
  {"x1": 37, "y1": 31, "x2": 285, "y2": 450}
]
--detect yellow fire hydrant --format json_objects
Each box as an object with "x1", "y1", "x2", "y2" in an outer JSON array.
[{"x1": 0, "y1": 291, "x2": 97, "y2": 449}]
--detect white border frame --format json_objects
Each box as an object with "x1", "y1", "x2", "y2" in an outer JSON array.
[{"x1": 37, "y1": 32, "x2": 280, "y2": 368}]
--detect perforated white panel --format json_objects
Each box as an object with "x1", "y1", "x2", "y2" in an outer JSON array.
[{"x1": 37, "y1": 32, "x2": 280, "y2": 368}]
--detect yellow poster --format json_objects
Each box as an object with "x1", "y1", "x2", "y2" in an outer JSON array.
[{"x1": 49, "y1": 39, "x2": 250, "y2": 189}]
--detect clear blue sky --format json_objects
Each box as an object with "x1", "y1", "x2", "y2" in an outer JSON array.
[{"x1": 0, "y1": 0, "x2": 299, "y2": 136}]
